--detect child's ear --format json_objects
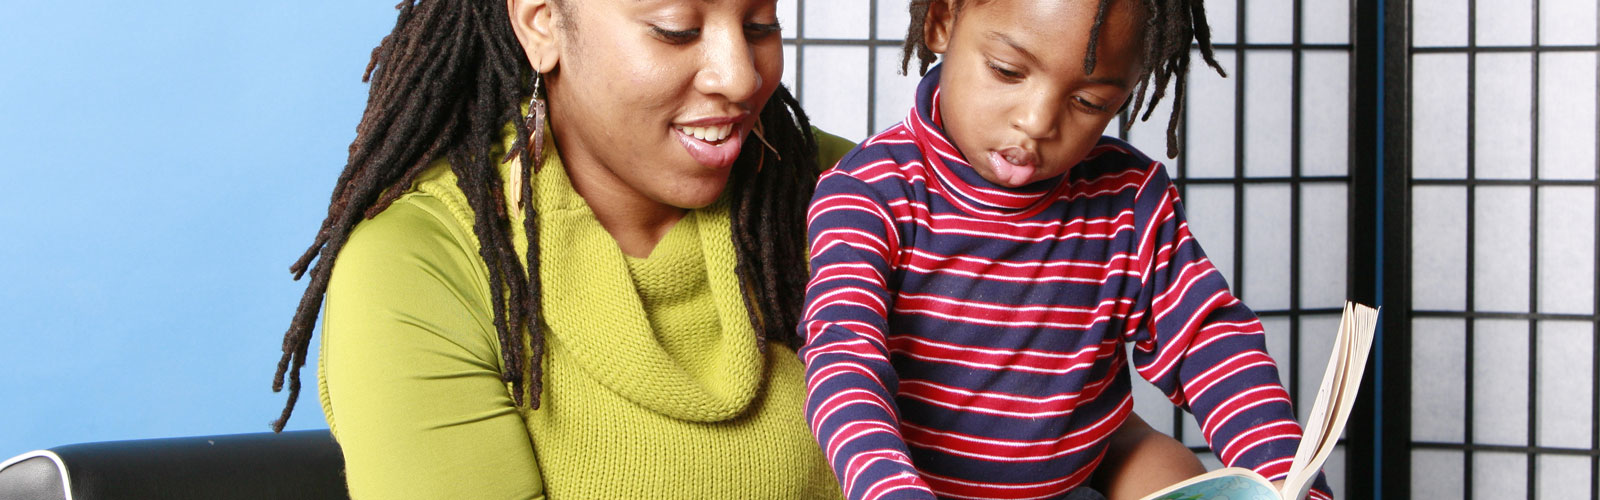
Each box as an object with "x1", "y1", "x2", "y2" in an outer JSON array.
[{"x1": 923, "y1": 0, "x2": 957, "y2": 54}]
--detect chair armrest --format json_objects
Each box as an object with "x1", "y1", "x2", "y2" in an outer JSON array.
[{"x1": 0, "y1": 430, "x2": 347, "y2": 500}]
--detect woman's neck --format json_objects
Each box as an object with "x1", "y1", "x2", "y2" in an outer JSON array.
[{"x1": 562, "y1": 156, "x2": 688, "y2": 259}]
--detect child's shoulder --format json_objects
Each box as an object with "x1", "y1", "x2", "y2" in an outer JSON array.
[
  {"x1": 1072, "y1": 136, "x2": 1165, "y2": 181},
  {"x1": 826, "y1": 123, "x2": 927, "y2": 176},
  {"x1": 1062, "y1": 137, "x2": 1182, "y2": 207}
]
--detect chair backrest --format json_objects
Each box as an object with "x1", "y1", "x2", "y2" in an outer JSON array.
[{"x1": 0, "y1": 430, "x2": 348, "y2": 500}]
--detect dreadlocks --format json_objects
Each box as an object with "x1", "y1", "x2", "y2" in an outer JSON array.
[
  {"x1": 900, "y1": 0, "x2": 1226, "y2": 158},
  {"x1": 271, "y1": 0, "x2": 819, "y2": 432}
]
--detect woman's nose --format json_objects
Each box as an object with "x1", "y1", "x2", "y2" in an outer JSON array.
[{"x1": 695, "y1": 29, "x2": 762, "y2": 103}]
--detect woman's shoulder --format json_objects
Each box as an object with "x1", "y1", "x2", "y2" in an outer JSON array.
[
  {"x1": 333, "y1": 170, "x2": 490, "y2": 298},
  {"x1": 811, "y1": 127, "x2": 857, "y2": 172},
  {"x1": 323, "y1": 172, "x2": 503, "y2": 377}
]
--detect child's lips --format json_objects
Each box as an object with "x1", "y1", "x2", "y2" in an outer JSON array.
[
  {"x1": 998, "y1": 147, "x2": 1037, "y2": 167},
  {"x1": 988, "y1": 148, "x2": 1038, "y2": 187}
]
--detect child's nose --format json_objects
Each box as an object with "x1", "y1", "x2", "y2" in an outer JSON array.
[{"x1": 1012, "y1": 91, "x2": 1061, "y2": 140}]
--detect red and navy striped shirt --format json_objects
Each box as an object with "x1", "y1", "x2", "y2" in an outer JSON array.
[{"x1": 799, "y1": 65, "x2": 1331, "y2": 500}]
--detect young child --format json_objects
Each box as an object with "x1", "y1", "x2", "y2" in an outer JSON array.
[{"x1": 798, "y1": 0, "x2": 1333, "y2": 499}]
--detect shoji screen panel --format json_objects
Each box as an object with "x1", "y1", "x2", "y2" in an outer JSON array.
[
  {"x1": 1405, "y1": 0, "x2": 1600, "y2": 497},
  {"x1": 1113, "y1": 1, "x2": 1359, "y2": 495}
]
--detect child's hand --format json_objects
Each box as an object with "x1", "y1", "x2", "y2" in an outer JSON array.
[{"x1": 1271, "y1": 480, "x2": 1298, "y2": 499}]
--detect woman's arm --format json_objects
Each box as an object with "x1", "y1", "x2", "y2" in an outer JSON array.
[{"x1": 320, "y1": 195, "x2": 545, "y2": 500}]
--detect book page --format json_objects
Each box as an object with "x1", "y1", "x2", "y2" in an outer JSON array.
[{"x1": 1279, "y1": 302, "x2": 1379, "y2": 500}]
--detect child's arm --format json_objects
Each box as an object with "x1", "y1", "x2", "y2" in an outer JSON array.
[
  {"x1": 1122, "y1": 165, "x2": 1332, "y2": 499},
  {"x1": 799, "y1": 170, "x2": 935, "y2": 500},
  {"x1": 1089, "y1": 413, "x2": 1205, "y2": 500}
]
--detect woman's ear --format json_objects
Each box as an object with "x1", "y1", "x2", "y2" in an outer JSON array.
[
  {"x1": 507, "y1": 0, "x2": 561, "y2": 73},
  {"x1": 923, "y1": 0, "x2": 957, "y2": 54}
]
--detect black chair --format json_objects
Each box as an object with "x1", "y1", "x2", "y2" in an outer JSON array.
[{"x1": 0, "y1": 430, "x2": 348, "y2": 500}]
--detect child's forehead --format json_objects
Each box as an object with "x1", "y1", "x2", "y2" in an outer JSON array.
[
  {"x1": 969, "y1": 0, "x2": 1146, "y2": 14},
  {"x1": 954, "y1": 0, "x2": 1149, "y2": 29},
  {"x1": 954, "y1": 0, "x2": 1150, "y2": 46}
]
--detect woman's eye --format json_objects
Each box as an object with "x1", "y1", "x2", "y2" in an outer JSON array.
[
  {"x1": 745, "y1": 22, "x2": 782, "y2": 39},
  {"x1": 651, "y1": 26, "x2": 700, "y2": 44},
  {"x1": 988, "y1": 62, "x2": 1023, "y2": 81}
]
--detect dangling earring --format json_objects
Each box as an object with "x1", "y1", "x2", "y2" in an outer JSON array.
[
  {"x1": 503, "y1": 71, "x2": 548, "y2": 167},
  {"x1": 506, "y1": 72, "x2": 549, "y2": 210},
  {"x1": 522, "y1": 72, "x2": 548, "y2": 167}
]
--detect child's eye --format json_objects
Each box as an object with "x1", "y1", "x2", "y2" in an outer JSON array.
[
  {"x1": 745, "y1": 21, "x2": 782, "y2": 40},
  {"x1": 1073, "y1": 96, "x2": 1110, "y2": 113},
  {"x1": 651, "y1": 25, "x2": 701, "y2": 44},
  {"x1": 987, "y1": 62, "x2": 1024, "y2": 82}
]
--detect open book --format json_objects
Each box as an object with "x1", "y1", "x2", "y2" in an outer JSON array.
[{"x1": 1139, "y1": 301, "x2": 1380, "y2": 500}]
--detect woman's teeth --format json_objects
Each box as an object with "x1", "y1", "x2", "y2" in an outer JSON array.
[{"x1": 676, "y1": 124, "x2": 734, "y2": 142}]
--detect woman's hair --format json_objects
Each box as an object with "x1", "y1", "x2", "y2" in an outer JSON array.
[
  {"x1": 271, "y1": 0, "x2": 819, "y2": 431},
  {"x1": 900, "y1": 0, "x2": 1226, "y2": 158}
]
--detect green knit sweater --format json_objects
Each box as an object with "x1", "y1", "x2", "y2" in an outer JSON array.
[{"x1": 318, "y1": 130, "x2": 853, "y2": 499}]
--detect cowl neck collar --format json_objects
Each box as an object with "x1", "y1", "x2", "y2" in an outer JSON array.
[{"x1": 511, "y1": 142, "x2": 766, "y2": 423}]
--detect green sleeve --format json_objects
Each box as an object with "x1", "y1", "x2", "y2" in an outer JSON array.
[
  {"x1": 320, "y1": 195, "x2": 546, "y2": 500},
  {"x1": 811, "y1": 127, "x2": 859, "y2": 172}
]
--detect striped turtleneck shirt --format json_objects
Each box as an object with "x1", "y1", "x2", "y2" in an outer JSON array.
[{"x1": 798, "y1": 64, "x2": 1330, "y2": 500}]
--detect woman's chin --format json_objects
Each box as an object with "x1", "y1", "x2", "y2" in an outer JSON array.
[{"x1": 660, "y1": 178, "x2": 734, "y2": 210}]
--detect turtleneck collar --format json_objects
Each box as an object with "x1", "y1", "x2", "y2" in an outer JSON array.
[{"x1": 907, "y1": 64, "x2": 1072, "y2": 219}]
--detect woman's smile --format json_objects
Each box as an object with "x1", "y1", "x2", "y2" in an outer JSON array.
[{"x1": 673, "y1": 115, "x2": 749, "y2": 169}]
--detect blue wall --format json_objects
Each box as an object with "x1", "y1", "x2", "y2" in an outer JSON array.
[{"x1": 0, "y1": 1, "x2": 393, "y2": 456}]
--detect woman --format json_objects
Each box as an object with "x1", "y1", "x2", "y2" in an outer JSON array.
[{"x1": 270, "y1": 0, "x2": 1201, "y2": 498}]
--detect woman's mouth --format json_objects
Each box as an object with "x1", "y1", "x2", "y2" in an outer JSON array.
[
  {"x1": 674, "y1": 122, "x2": 744, "y2": 169},
  {"x1": 988, "y1": 147, "x2": 1039, "y2": 187}
]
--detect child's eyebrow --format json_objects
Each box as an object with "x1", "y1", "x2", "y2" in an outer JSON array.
[
  {"x1": 986, "y1": 31, "x2": 1132, "y2": 90},
  {"x1": 985, "y1": 31, "x2": 1042, "y2": 66},
  {"x1": 1085, "y1": 74, "x2": 1132, "y2": 90}
]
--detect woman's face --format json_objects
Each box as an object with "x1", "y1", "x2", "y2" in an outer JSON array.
[{"x1": 531, "y1": 0, "x2": 784, "y2": 212}]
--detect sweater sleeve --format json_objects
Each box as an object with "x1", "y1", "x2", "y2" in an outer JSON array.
[
  {"x1": 319, "y1": 195, "x2": 546, "y2": 500},
  {"x1": 1123, "y1": 165, "x2": 1332, "y2": 500},
  {"x1": 799, "y1": 170, "x2": 935, "y2": 500}
]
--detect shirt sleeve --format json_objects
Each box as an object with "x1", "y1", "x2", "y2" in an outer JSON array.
[
  {"x1": 1123, "y1": 165, "x2": 1332, "y2": 499},
  {"x1": 319, "y1": 195, "x2": 546, "y2": 500},
  {"x1": 798, "y1": 170, "x2": 935, "y2": 500}
]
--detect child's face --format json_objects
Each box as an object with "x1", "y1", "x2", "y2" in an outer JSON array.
[{"x1": 925, "y1": 0, "x2": 1147, "y2": 187}]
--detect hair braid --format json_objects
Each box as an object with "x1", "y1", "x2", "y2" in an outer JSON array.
[
  {"x1": 901, "y1": 0, "x2": 940, "y2": 76},
  {"x1": 1082, "y1": 0, "x2": 1117, "y2": 75},
  {"x1": 273, "y1": 0, "x2": 533, "y2": 431},
  {"x1": 730, "y1": 85, "x2": 819, "y2": 350}
]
